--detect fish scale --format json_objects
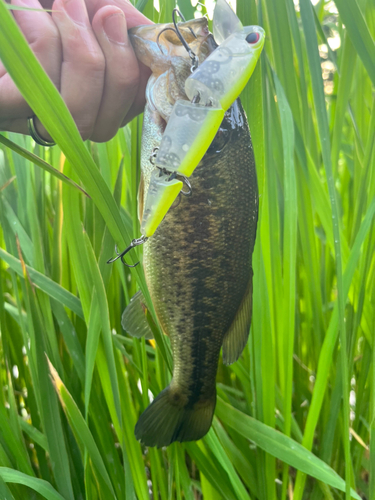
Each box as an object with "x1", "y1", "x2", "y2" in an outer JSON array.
[
  {"x1": 124, "y1": 9, "x2": 262, "y2": 447},
  {"x1": 142, "y1": 103, "x2": 257, "y2": 443}
]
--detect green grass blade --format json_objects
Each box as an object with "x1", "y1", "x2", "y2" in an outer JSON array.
[
  {"x1": 299, "y1": 0, "x2": 351, "y2": 497},
  {"x1": 50, "y1": 300, "x2": 85, "y2": 383},
  {"x1": 25, "y1": 286, "x2": 74, "y2": 499},
  {"x1": 0, "y1": 1, "x2": 373, "y2": 498},
  {"x1": 333, "y1": 0, "x2": 375, "y2": 86},
  {"x1": 18, "y1": 418, "x2": 49, "y2": 452},
  {"x1": 294, "y1": 195, "x2": 375, "y2": 495},
  {"x1": 0, "y1": 2, "x2": 159, "y2": 342},
  {"x1": 370, "y1": 329, "x2": 375, "y2": 499},
  {"x1": 0, "y1": 468, "x2": 65, "y2": 500},
  {"x1": 273, "y1": 67, "x2": 297, "y2": 498},
  {"x1": 0, "y1": 476, "x2": 15, "y2": 500},
  {"x1": 0, "y1": 407, "x2": 34, "y2": 477},
  {"x1": 0, "y1": 248, "x2": 83, "y2": 318},
  {"x1": 204, "y1": 429, "x2": 251, "y2": 500},
  {"x1": 2, "y1": 199, "x2": 34, "y2": 265},
  {"x1": 0, "y1": 135, "x2": 89, "y2": 197},
  {"x1": 185, "y1": 441, "x2": 237, "y2": 500},
  {"x1": 216, "y1": 399, "x2": 361, "y2": 500},
  {"x1": 48, "y1": 359, "x2": 117, "y2": 498}
]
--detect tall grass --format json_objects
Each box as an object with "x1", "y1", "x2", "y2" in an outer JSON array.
[{"x1": 0, "y1": 0, "x2": 374, "y2": 498}]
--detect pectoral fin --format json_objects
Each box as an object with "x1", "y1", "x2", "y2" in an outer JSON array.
[
  {"x1": 121, "y1": 290, "x2": 154, "y2": 340},
  {"x1": 222, "y1": 274, "x2": 253, "y2": 365}
]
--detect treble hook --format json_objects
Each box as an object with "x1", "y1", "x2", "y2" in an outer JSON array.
[
  {"x1": 107, "y1": 236, "x2": 148, "y2": 267},
  {"x1": 167, "y1": 171, "x2": 192, "y2": 196},
  {"x1": 172, "y1": 8, "x2": 199, "y2": 70},
  {"x1": 156, "y1": 27, "x2": 178, "y2": 55},
  {"x1": 173, "y1": 8, "x2": 186, "y2": 22},
  {"x1": 172, "y1": 8, "x2": 197, "y2": 39},
  {"x1": 156, "y1": 18, "x2": 197, "y2": 57},
  {"x1": 155, "y1": 9, "x2": 199, "y2": 68},
  {"x1": 150, "y1": 147, "x2": 159, "y2": 165},
  {"x1": 180, "y1": 175, "x2": 192, "y2": 196}
]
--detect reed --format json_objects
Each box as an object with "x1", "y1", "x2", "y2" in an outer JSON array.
[{"x1": 0, "y1": 0, "x2": 374, "y2": 498}]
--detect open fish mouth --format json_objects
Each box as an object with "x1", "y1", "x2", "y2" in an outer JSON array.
[
  {"x1": 129, "y1": 17, "x2": 212, "y2": 70},
  {"x1": 129, "y1": 16, "x2": 217, "y2": 123}
]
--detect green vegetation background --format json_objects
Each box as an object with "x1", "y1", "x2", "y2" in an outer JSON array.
[{"x1": 0, "y1": 0, "x2": 374, "y2": 498}]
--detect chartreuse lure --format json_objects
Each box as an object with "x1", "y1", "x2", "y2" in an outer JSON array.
[
  {"x1": 107, "y1": 0, "x2": 265, "y2": 265},
  {"x1": 141, "y1": 2, "x2": 264, "y2": 238}
]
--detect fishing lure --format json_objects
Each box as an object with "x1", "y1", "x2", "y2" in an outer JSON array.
[{"x1": 108, "y1": 0, "x2": 264, "y2": 265}]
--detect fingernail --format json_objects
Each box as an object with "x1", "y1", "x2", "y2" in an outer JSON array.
[
  {"x1": 103, "y1": 12, "x2": 127, "y2": 45},
  {"x1": 63, "y1": 0, "x2": 87, "y2": 25}
]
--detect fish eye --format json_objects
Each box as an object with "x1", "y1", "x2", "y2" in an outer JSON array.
[{"x1": 246, "y1": 32, "x2": 260, "y2": 44}]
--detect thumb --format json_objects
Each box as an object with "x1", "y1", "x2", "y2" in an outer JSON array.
[{"x1": 85, "y1": 0, "x2": 154, "y2": 27}]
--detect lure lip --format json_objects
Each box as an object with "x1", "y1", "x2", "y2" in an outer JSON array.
[{"x1": 212, "y1": 0, "x2": 243, "y2": 44}]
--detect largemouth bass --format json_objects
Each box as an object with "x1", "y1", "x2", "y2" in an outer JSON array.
[{"x1": 126, "y1": 11, "x2": 260, "y2": 448}]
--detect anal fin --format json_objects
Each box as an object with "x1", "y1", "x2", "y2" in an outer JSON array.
[
  {"x1": 121, "y1": 290, "x2": 154, "y2": 340},
  {"x1": 222, "y1": 274, "x2": 253, "y2": 365}
]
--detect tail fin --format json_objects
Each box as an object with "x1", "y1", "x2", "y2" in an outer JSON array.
[{"x1": 135, "y1": 386, "x2": 216, "y2": 448}]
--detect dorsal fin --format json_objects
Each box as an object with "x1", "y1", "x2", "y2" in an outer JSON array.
[{"x1": 121, "y1": 290, "x2": 154, "y2": 339}]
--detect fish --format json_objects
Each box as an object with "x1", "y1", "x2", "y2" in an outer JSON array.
[{"x1": 125, "y1": 12, "x2": 259, "y2": 448}]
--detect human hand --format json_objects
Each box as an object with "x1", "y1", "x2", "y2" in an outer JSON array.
[{"x1": 0, "y1": 0, "x2": 152, "y2": 143}]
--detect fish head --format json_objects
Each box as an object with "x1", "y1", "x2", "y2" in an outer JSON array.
[
  {"x1": 129, "y1": 18, "x2": 213, "y2": 70},
  {"x1": 130, "y1": 18, "x2": 216, "y2": 121}
]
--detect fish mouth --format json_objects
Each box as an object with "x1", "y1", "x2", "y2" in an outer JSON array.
[
  {"x1": 130, "y1": 17, "x2": 216, "y2": 123},
  {"x1": 129, "y1": 17, "x2": 215, "y2": 78},
  {"x1": 129, "y1": 17, "x2": 211, "y2": 70}
]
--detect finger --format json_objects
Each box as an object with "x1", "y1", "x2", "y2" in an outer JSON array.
[
  {"x1": 12, "y1": 0, "x2": 61, "y2": 87},
  {"x1": 88, "y1": 0, "x2": 153, "y2": 125},
  {"x1": 0, "y1": 59, "x2": 6, "y2": 78},
  {"x1": 52, "y1": 0, "x2": 105, "y2": 140},
  {"x1": 120, "y1": 60, "x2": 150, "y2": 126},
  {"x1": 0, "y1": 118, "x2": 28, "y2": 136},
  {"x1": 90, "y1": 6, "x2": 138, "y2": 141},
  {"x1": 84, "y1": 0, "x2": 152, "y2": 27},
  {"x1": 39, "y1": 0, "x2": 54, "y2": 7},
  {"x1": 0, "y1": 0, "x2": 61, "y2": 132}
]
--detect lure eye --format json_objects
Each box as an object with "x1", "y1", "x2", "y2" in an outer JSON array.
[{"x1": 246, "y1": 32, "x2": 260, "y2": 44}]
